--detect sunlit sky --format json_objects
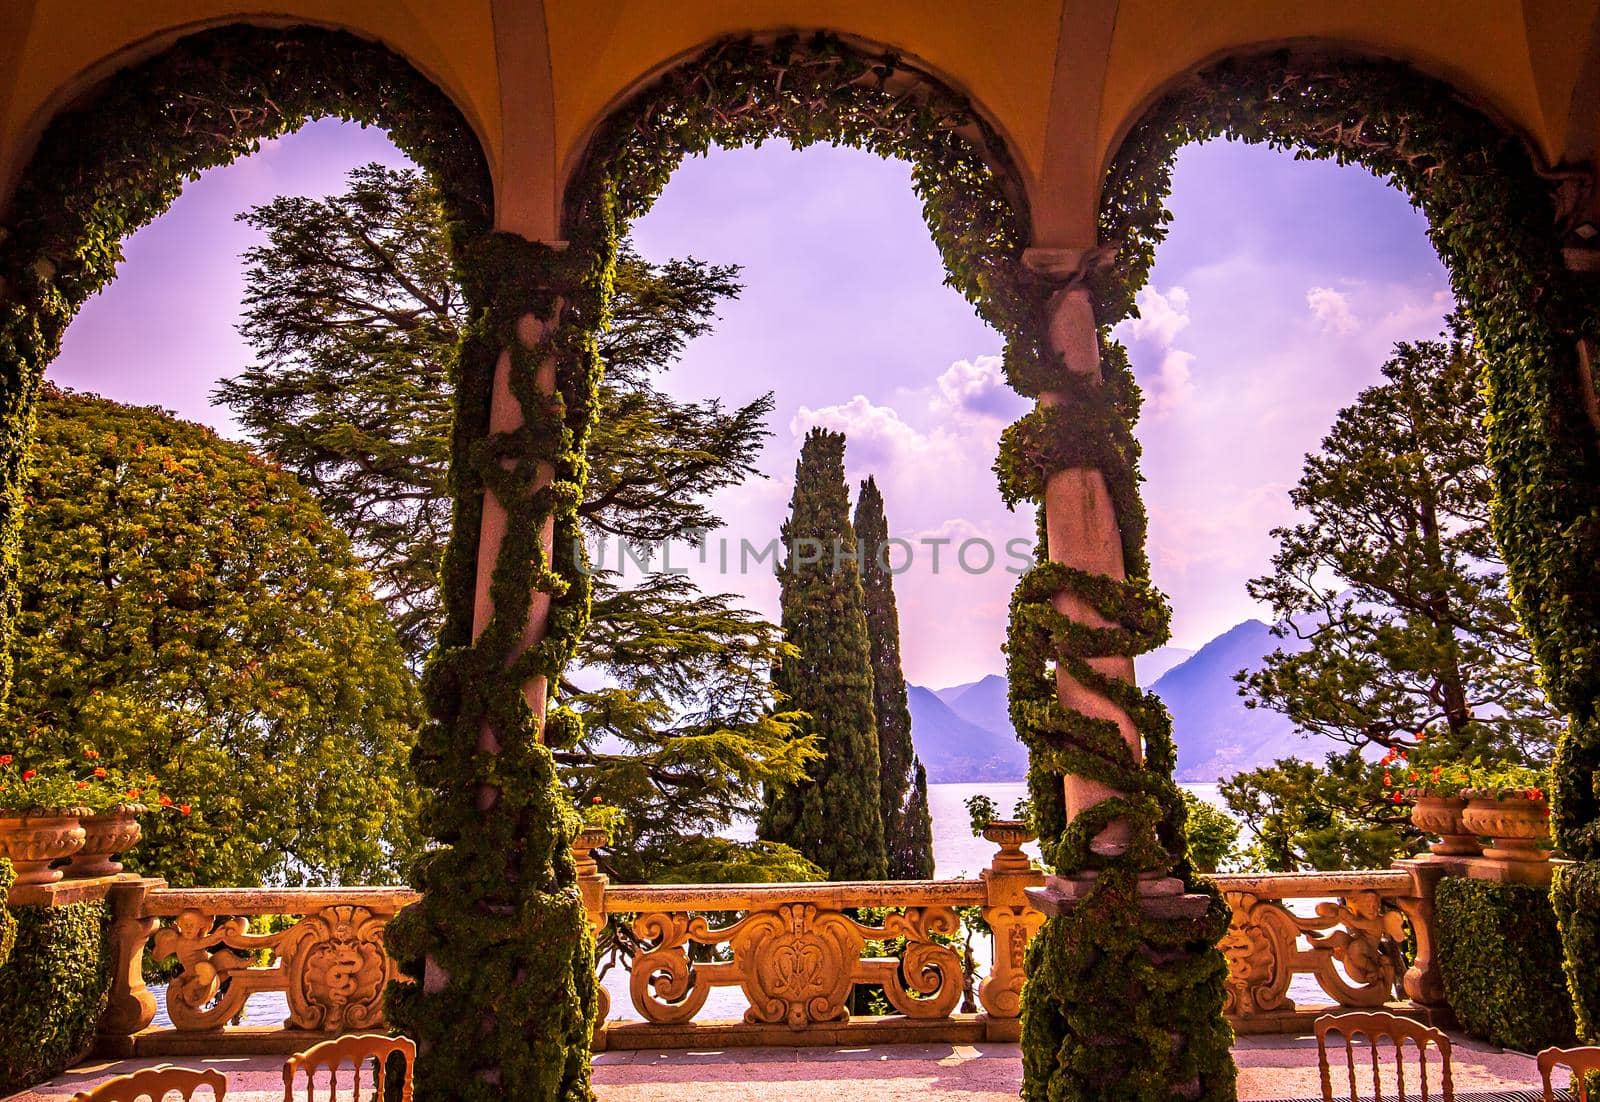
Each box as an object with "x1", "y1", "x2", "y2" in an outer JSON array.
[{"x1": 48, "y1": 119, "x2": 1453, "y2": 689}]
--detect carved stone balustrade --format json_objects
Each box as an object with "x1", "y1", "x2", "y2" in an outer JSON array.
[
  {"x1": 1210, "y1": 866, "x2": 1449, "y2": 1034},
  {"x1": 88, "y1": 844, "x2": 1457, "y2": 1055},
  {"x1": 97, "y1": 885, "x2": 418, "y2": 1057}
]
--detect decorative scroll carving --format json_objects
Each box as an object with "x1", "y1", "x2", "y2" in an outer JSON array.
[
  {"x1": 617, "y1": 892, "x2": 972, "y2": 1031},
  {"x1": 734, "y1": 903, "x2": 861, "y2": 1027},
  {"x1": 147, "y1": 894, "x2": 411, "y2": 1033},
  {"x1": 978, "y1": 904, "x2": 1046, "y2": 1018},
  {"x1": 1219, "y1": 878, "x2": 1408, "y2": 1020},
  {"x1": 280, "y1": 905, "x2": 391, "y2": 1030}
]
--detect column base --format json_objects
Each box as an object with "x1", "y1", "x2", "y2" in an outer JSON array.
[{"x1": 1025, "y1": 872, "x2": 1211, "y2": 920}]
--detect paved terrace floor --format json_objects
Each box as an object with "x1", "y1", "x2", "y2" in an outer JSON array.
[{"x1": 6, "y1": 1033, "x2": 1546, "y2": 1101}]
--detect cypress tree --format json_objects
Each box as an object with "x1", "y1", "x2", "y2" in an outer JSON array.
[
  {"x1": 760, "y1": 430, "x2": 887, "y2": 880},
  {"x1": 896, "y1": 763, "x2": 936, "y2": 879},
  {"x1": 854, "y1": 476, "x2": 935, "y2": 878}
]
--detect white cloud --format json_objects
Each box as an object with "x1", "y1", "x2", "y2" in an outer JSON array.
[
  {"x1": 931, "y1": 355, "x2": 1019, "y2": 421},
  {"x1": 1118, "y1": 285, "x2": 1196, "y2": 418},
  {"x1": 1130, "y1": 286, "x2": 1192, "y2": 346},
  {"x1": 1148, "y1": 349, "x2": 1196, "y2": 417},
  {"x1": 1307, "y1": 286, "x2": 1358, "y2": 334},
  {"x1": 790, "y1": 395, "x2": 934, "y2": 459}
]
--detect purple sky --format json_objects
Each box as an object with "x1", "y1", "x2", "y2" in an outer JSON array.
[{"x1": 47, "y1": 120, "x2": 1452, "y2": 689}]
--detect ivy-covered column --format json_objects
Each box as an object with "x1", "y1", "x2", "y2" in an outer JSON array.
[
  {"x1": 1004, "y1": 250, "x2": 1234, "y2": 1102},
  {"x1": 386, "y1": 232, "x2": 607, "y2": 1102}
]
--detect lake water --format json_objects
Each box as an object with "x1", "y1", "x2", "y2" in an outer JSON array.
[{"x1": 926, "y1": 781, "x2": 1228, "y2": 878}]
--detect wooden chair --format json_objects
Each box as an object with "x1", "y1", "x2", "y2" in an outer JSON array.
[
  {"x1": 282, "y1": 1033, "x2": 415, "y2": 1102},
  {"x1": 70, "y1": 1065, "x2": 226, "y2": 1102},
  {"x1": 1538, "y1": 1044, "x2": 1600, "y2": 1101},
  {"x1": 1315, "y1": 1010, "x2": 1454, "y2": 1102}
]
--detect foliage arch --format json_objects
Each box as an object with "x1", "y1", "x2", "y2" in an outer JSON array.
[
  {"x1": 1098, "y1": 46, "x2": 1600, "y2": 1045},
  {"x1": 549, "y1": 31, "x2": 1230, "y2": 1102}
]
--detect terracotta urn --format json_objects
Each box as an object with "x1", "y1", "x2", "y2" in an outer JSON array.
[
  {"x1": 68, "y1": 803, "x2": 145, "y2": 878},
  {"x1": 982, "y1": 819, "x2": 1036, "y2": 874},
  {"x1": 0, "y1": 807, "x2": 89, "y2": 886},
  {"x1": 1461, "y1": 795, "x2": 1551, "y2": 862},
  {"x1": 1409, "y1": 795, "x2": 1481, "y2": 856}
]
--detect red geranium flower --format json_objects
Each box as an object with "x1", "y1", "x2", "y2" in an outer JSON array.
[
  {"x1": 22, "y1": 769, "x2": 36, "y2": 781},
  {"x1": 159, "y1": 795, "x2": 173, "y2": 807},
  {"x1": 93, "y1": 767, "x2": 107, "y2": 778},
  {"x1": 179, "y1": 804, "x2": 191, "y2": 816},
  {"x1": 0, "y1": 754, "x2": 12, "y2": 766}
]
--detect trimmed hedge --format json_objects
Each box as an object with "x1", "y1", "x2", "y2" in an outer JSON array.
[
  {"x1": 1553, "y1": 861, "x2": 1600, "y2": 1041},
  {"x1": 0, "y1": 900, "x2": 110, "y2": 1095},
  {"x1": 0, "y1": 861, "x2": 15, "y2": 969},
  {"x1": 1436, "y1": 877, "x2": 1575, "y2": 1051}
]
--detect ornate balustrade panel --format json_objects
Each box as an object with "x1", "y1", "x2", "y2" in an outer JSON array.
[
  {"x1": 604, "y1": 881, "x2": 983, "y2": 1031},
  {"x1": 99, "y1": 885, "x2": 419, "y2": 1054},
  {"x1": 1210, "y1": 869, "x2": 1442, "y2": 1032}
]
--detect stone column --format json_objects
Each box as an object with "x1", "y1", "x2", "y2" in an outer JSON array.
[
  {"x1": 471, "y1": 307, "x2": 561, "y2": 732},
  {"x1": 1025, "y1": 248, "x2": 1144, "y2": 866}
]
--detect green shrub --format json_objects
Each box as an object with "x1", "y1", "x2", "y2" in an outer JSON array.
[
  {"x1": 1437, "y1": 877, "x2": 1575, "y2": 1051},
  {"x1": 1553, "y1": 860, "x2": 1600, "y2": 1041},
  {"x1": 0, "y1": 860, "x2": 14, "y2": 969},
  {"x1": 0, "y1": 900, "x2": 110, "y2": 1094}
]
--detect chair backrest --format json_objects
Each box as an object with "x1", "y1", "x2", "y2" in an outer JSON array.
[
  {"x1": 71, "y1": 1064, "x2": 226, "y2": 1102},
  {"x1": 1315, "y1": 1010, "x2": 1454, "y2": 1102},
  {"x1": 1538, "y1": 1044, "x2": 1600, "y2": 1102},
  {"x1": 282, "y1": 1033, "x2": 415, "y2": 1102}
]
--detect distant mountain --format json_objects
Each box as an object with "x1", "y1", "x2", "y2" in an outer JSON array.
[
  {"x1": 1136, "y1": 645, "x2": 1196, "y2": 684},
  {"x1": 942, "y1": 674, "x2": 1010, "y2": 740},
  {"x1": 905, "y1": 684, "x2": 1029, "y2": 783},
  {"x1": 1147, "y1": 619, "x2": 1316, "y2": 782},
  {"x1": 908, "y1": 619, "x2": 1327, "y2": 785},
  {"x1": 932, "y1": 680, "x2": 981, "y2": 707}
]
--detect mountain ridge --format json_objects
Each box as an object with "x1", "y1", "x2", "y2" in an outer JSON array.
[{"x1": 907, "y1": 618, "x2": 1323, "y2": 783}]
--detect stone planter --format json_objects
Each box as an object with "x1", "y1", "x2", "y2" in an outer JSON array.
[
  {"x1": 573, "y1": 826, "x2": 610, "y2": 878},
  {"x1": 1461, "y1": 796, "x2": 1550, "y2": 863},
  {"x1": 982, "y1": 819, "x2": 1036, "y2": 874},
  {"x1": 0, "y1": 807, "x2": 89, "y2": 887},
  {"x1": 1409, "y1": 795, "x2": 1481, "y2": 856},
  {"x1": 68, "y1": 803, "x2": 145, "y2": 878}
]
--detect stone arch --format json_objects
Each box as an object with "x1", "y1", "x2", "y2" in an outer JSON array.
[{"x1": 1097, "y1": 46, "x2": 1600, "y2": 1039}]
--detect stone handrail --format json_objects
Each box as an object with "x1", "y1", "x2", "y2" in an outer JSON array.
[{"x1": 88, "y1": 840, "x2": 1452, "y2": 1056}]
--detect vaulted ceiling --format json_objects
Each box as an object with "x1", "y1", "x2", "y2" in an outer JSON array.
[{"x1": 3, "y1": 0, "x2": 1598, "y2": 243}]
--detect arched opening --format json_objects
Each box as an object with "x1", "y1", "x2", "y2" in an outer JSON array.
[{"x1": 1099, "y1": 45, "x2": 1600, "y2": 1061}]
